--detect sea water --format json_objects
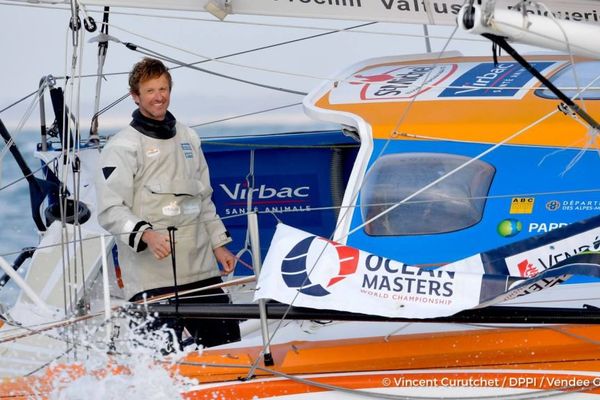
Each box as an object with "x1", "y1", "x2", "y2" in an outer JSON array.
[
  {"x1": 0, "y1": 135, "x2": 38, "y2": 264},
  {"x1": 40, "y1": 312, "x2": 199, "y2": 399}
]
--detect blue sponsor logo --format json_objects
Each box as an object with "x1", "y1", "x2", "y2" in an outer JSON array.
[
  {"x1": 214, "y1": 174, "x2": 320, "y2": 227},
  {"x1": 439, "y1": 62, "x2": 555, "y2": 98}
]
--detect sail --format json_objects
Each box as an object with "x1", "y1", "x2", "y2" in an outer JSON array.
[{"x1": 7, "y1": 0, "x2": 600, "y2": 26}]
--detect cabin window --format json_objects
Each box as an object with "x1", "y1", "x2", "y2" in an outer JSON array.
[
  {"x1": 536, "y1": 62, "x2": 600, "y2": 100},
  {"x1": 360, "y1": 153, "x2": 495, "y2": 236}
]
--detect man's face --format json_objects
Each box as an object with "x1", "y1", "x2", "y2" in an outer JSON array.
[{"x1": 131, "y1": 73, "x2": 171, "y2": 121}]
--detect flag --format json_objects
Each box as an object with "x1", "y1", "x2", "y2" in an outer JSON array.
[{"x1": 254, "y1": 218, "x2": 600, "y2": 318}]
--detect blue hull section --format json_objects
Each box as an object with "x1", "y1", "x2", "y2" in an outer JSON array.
[
  {"x1": 349, "y1": 139, "x2": 600, "y2": 283},
  {"x1": 204, "y1": 131, "x2": 358, "y2": 276}
]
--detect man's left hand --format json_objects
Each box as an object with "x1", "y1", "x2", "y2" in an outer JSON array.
[{"x1": 214, "y1": 246, "x2": 236, "y2": 275}]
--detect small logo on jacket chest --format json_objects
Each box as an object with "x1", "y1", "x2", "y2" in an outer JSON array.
[
  {"x1": 146, "y1": 146, "x2": 160, "y2": 157},
  {"x1": 181, "y1": 143, "x2": 194, "y2": 159}
]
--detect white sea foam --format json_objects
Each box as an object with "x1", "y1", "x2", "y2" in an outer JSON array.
[{"x1": 38, "y1": 312, "x2": 200, "y2": 400}]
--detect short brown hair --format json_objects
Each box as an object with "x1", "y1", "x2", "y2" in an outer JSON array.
[{"x1": 128, "y1": 57, "x2": 173, "y2": 95}]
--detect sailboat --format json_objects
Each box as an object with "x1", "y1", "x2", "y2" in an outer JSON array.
[{"x1": 2, "y1": 0, "x2": 600, "y2": 398}]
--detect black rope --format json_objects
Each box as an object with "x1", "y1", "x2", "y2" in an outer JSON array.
[
  {"x1": 492, "y1": 41, "x2": 499, "y2": 65},
  {"x1": 483, "y1": 33, "x2": 600, "y2": 130},
  {"x1": 99, "y1": 6, "x2": 110, "y2": 56},
  {"x1": 167, "y1": 226, "x2": 179, "y2": 317}
]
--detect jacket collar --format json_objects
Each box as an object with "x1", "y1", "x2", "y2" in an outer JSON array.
[{"x1": 130, "y1": 109, "x2": 177, "y2": 139}]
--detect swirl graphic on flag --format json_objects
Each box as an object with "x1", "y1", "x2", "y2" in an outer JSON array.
[{"x1": 281, "y1": 235, "x2": 359, "y2": 297}]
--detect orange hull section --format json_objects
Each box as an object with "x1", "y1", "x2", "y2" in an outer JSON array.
[
  {"x1": 4, "y1": 324, "x2": 600, "y2": 399},
  {"x1": 313, "y1": 55, "x2": 600, "y2": 149}
]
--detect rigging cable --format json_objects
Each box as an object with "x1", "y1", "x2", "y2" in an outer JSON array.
[
  {"x1": 242, "y1": 1, "x2": 600, "y2": 378},
  {"x1": 86, "y1": 21, "x2": 379, "y2": 128},
  {"x1": 108, "y1": 19, "x2": 377, "y2": 84},
  {"x1": 0, "y1": 84, "x2": 44, "y2": 164},
  {"x1": 167, "y1": 21, "x2": 378, "y2": 75},
  {"x1": 0, "y1": 90, "x2": 38, "y2": 115},
  {"x1": 55, "y1": 4, "x2": 93, "y2": 358},
  {"x1": 244, "y1": 13, "x2": 469, "y2": 377},
  {"x1": 125, "y1": 43, "x2": 307, "y2": 96},
  {"x1": 190, "y1": 102, "x2": 301, "y2": 128},
  {"x1": 89, "y1": 6, "x2": 111, "y2": 143}
]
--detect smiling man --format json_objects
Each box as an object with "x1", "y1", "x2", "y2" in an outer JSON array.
[{"x1": 95, "y1": 57, "x2": 240, "y2": 349}]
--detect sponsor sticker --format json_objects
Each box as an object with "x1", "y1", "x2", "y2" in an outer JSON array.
[
  {"x1": 497, "y1": 219, "x2": 522, "y2": 238},
  {"x1": 329, "y1": 63, "x2": 458, "y2": 104},
  {"x1": 181, "y1": 142, "x2": 194, "y2": 159},
  {"x1": 439, "y1": 62, "x2": 556, "y2": 99},
  {"x1": 328, "y1": 61, "x2": 560, "y2": 104},
  {"x1": 215, "y1": 175, "x2": 318, "y2": 227},
  {"x1": 510, "y1": 197, "x2": 535, "y2": 214},
  {"x1": 555, "y1": 200, "x2": 600, "y2": 212}
]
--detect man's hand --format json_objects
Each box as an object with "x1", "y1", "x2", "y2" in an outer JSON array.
[
  {"x1": 142, "y1": 229, "x2": 172, "y2": 260},
  {"x1": 214, "y1": 246, "x2": 236, "y2": 275}
]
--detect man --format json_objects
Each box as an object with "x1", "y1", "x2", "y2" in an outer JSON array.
[{"x1": 96, "y1": 57, "x2": 240, "y2": 348}]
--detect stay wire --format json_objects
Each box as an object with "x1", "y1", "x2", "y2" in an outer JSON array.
[
  {"x1": 127, "y1": 44, "x2": 308, "y2": 96},
  {"x1": 244, "y1": 15, "x2": 467, "y2": 380},
  {"x1": 190, "y1": 102, "x2": 302, "y2": 128},
  {"x1": 167, "y1": 21, "x2": 378, "y2": 73},
  {"x1": 109, "y1": 19, "x2": 373, "y2": 83},
  {"x1": 0, "y1": 90, "x2": 39, "y2": 115},
  {"x1": 87, "y1": 18, "x2": 371, "y2": 121},
  {"x1": 243, "y1": 3, "x2": 600, "y2": 375}
]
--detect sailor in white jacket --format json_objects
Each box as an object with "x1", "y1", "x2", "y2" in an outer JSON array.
[{"x1": 96, "y1": 58, "x2": 240, "y2": 347}]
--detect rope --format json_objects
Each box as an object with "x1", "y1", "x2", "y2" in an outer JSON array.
[
  {"x1": 190, "y1": 102, "x2": 302, "y2": 128},
  {"x1": 127, "y1": 43, "x2": 307, "y2": 96},
  {"x1": 167, "y1": 226, "x2": 180, "y2": 317},
  {"x1": 80, "y1": 21, "x2": 384, "y2": 122},
  {"x1": 109, "y1": 19, "x2": 453, "y2": 83},
  {"x1": 0, "y1": 275, "x2": 256, "y2": 344},
  {"x1": 243, "y1": 14, "x2": 468, "y2": 378}
]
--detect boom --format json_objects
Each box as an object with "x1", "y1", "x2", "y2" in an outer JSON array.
[{"x1": 6, "y1": 0, "x2": 600, "y2": 26}]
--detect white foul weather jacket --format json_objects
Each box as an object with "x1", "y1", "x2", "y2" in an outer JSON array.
[{"x1": 96, "y1": 116, "x2": 231, "y2": 299}]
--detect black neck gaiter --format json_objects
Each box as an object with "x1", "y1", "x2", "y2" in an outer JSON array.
[{"x1": 130, "y1": 109, "x2": 177, "y2": 139}]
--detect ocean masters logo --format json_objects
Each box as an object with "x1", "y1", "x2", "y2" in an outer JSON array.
[{"x1": 281, "y1": 235, "x2": 359, "y2": 297}]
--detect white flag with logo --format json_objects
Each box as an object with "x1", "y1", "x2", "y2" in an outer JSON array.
[{"x1": 254, "y1": 222, "x2": 600, "y2": 318}]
